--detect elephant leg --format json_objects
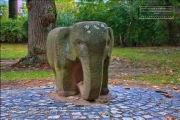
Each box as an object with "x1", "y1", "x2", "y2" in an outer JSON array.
[
  {"x1": 54, "y1": 68, "x2": 64, "y2": 95},
  {"x1": 52, "y1": 68, "x2": 58, "y2": 89},
  {"x1": 101, "y1": 57, "x2": 110, "y2": 95},
  {"x1": 55, "y1": 66, "x2": 79, "y2": 97}
]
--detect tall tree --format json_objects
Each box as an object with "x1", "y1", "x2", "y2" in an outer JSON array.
[
  {"x1": 22, "y1": 0, "x2": 56, "y2": 63},
  {"x1": 9, "y1": 0, "x2": 18, "y2": 19}
]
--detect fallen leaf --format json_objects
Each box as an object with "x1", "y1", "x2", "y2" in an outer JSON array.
[
  {"x1": 159, "y1": 100, "x2": 168, "y2": 104},
  {"x1": 111, "y1": 81, "x2": 118, "y2": 85},
  {"x1": 47, "y1": 82, "x2": 53, "y2": 85},
  {"x1": 170, "y1": 81, "x2": 174, "y2": 84},
  {"x1": 167, "y1": 117, "x2": 175, "y2": 120},
  {"x1": 24, "y1": 80, "x2": 31, "y2": 84},
  {"x1": 173, "y1": 87, "x2": 178, "y2": 90},
  {"x1": 40, "y1": 94, "x2": 44, "y2": 96},
  {"x1": 155, "y1": 90, "x2": 168, "y2": 94},
  {"x1": 124, "y1": 87, "x2": 130, "y2": 90},
  {"x1": 74, "y1": 97, "x2": 80, "y2": 100},
  {"x1": 105, "y1": 113, "x2": 113, "y2": 117},
  {"x1": 101, "y1": 112, "x2": 106, "y2": 115},
  {"x1": 67, "y1": 96, "x2": 74, "y2": 100},
  {"x1": 163, "y1": 93, "x2": 173, "y2": 98},
  {"x1": 153, "y1": 86, "x2": 161, "y2": 89},
  {"x1": 170, "y1": 70, "x2": 173, "y2": 73},
  {"x1": 142, "y1": 71, "x2": 146, "y2": 73}
]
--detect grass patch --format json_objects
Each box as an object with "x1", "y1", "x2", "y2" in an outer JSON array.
[
  {"x1": 0, "y1": 43, "x2": 27, "y2": 60},
  {"x1": 1, "y1": 71, "x2": 53, "y2": 81},
  {"x1": 136, "y1": 73, "x2": 180, "y2": 85},
  {"x1": 120, "y1": 72, "x2": 180, "y2": 85},
  {"x1": 113, "y1": 47, "x2": 180, "y2": 70},
  {"x1": 113, "y1": 47, "x2": 180, "y2": 85},
  {"x1": 112, "y1": 47, "x2": 180, "y2": 70}
]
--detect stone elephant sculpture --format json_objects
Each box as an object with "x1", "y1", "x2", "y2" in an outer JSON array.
[{"x1": 46, "y1": 21, "x2": 114, "y2": 100}]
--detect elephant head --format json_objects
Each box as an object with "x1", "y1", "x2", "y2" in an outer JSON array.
[{"x1": 47, "y1": 21, "x2": 114, "y2": 100}]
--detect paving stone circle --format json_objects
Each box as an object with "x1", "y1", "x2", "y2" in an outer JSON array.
[{"x1": 0, "y1": 86, "x2": 180, "y2": 119}]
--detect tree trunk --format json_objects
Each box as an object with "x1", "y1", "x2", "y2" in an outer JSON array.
[
  {"x1": 9, "y1": 0, "x2": 18, "y2": 19},
  {"x1": 26, "y1": 0, "x2": 56, "y2": 62}
]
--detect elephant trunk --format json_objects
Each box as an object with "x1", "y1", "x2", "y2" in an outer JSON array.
[{"x1": 77, "y1": 60, "x2": 103, "y2": 100}]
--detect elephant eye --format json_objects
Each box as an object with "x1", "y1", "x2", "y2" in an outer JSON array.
[
  {"x1": 78, "y1": 41, "x2": 82, "y2": 45},
  {"x1": 77, "y1": 39, "x2": 84, "y2": 46}
]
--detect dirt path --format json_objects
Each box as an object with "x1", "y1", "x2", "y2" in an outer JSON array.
[{"x1": 1, "y1": 58, "x2": 180, "y2": 92}]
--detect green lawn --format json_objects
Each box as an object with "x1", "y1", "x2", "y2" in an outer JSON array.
[
  {"x1": 113, "y1": 47, "x2": 180, "y2": 69},
  {"x1": 0, "y1": 44, "x2": 53, "y2": 81},
  {"x1": 112, "y1": 47, "x2": 180, "y2": 85},
  {"x1": 1, "y1": 71, "x2": 53, "y2": 81},
  {"x1": 1, "y1": 44, "x2": 180, "y2": 85},
  {"x1": 0, "y1": 44, "x2": 27, "y2": 60}
]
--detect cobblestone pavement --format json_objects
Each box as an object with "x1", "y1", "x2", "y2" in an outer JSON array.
[{"x1": 1, "y1": 86, "x2": 180, "y2": 120}]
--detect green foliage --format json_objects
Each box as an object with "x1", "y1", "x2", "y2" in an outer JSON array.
[
  {"x1": 0, "y1": 16, "x2": 28, "y2": 43},
  {"x1": 21, "y1": 1, "x2": 28, "y2": 16},
  {"x1": 23, "y1": 19, "x2": 28, "y2": 32},
  {"x1": 76, "y1": 0, "x2": 106, "y2": 21},
  {"x1": 54, "y1": 0, "x2": 179, "y2": 46},
  {"x1": 56, "y1": 0, "x2": 180, "y2": 46},
  {"x1": 168, "y1": 11, "x2": 180, "y2": 45},
  {"x1": 0, "y1": 5, "x2": 8, "y2": 19},
  {"x1": 104, "y1": 2, "x2": 131, "y2": 45},
  {"x1": 153, "y1": 20, "x2": 169, "y2": 45},
  {"x1": 57, "y1": 13, "x2": 76, "y2": 26},
  {"x1": 55, "y1": 0, "x2": 77, "y2": 26},
  {"x1": 74, "y1": 0, "x2": 180, "y2": 46}
]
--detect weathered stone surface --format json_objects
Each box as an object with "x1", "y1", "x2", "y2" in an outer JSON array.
[{"x1": 46, "y1": 21, "x2": 114, "y2": 100}]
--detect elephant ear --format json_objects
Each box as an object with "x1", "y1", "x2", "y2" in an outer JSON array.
[
  {"x1": 107, "y1": 27, "x2": 114, "y2": 57},
  {"x1": 57, "y1": 27, "x2": 76, "y2": 61}
]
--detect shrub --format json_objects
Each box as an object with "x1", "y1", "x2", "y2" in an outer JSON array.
[
  {"x1": 103, "y1": 2, "x2": 131, "y2": 46},
  {"x1": 0, "y1": 16, "x2": 28, "y2": 43},
  {"x1": 57, "y1": 13, "x2": 76, "y2": 27},
  {"x1": 0, "y1": 5, "x2": 8, "y2": 19},
  {"x1": 76, "y1": 0, "x2": 106, "y2": 21},
  {"x1": 55, "y1": 0, "x2": 77, "y2": 27},
  {"x1": 153, "y1": 20, "x2": 169, "y2": 46}
]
